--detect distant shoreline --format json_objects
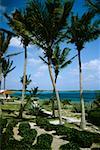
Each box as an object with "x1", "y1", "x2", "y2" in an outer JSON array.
[{"x1": 6, "y1": 89, "x2": 100, "y2": 92}]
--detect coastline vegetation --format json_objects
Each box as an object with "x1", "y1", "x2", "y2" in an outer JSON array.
[{"x1": 0, "y1": 0, "x2": 100, "y2": 149}]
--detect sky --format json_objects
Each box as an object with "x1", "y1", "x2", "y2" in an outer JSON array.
[{"x1": 0, "y1": 0, "x2": 100, "y2": 90}]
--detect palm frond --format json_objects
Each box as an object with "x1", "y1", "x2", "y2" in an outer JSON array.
[
  {"x1": 60, "y1": 60, "x2": 71, "y2": 69},
  {"x1": 6, "y1": 51, "x2": 23, "y2": 58},
  {"x1": 39, "y1": 56, "x2": 48, "y2": 64},
  {"x1": 85, "y1": 0, "x2": 100, "y2": 14}
]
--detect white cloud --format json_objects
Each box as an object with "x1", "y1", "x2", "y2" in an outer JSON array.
[
  {"x1": 34, "y1": 64, "x2": 48, "y2": 77},
  {"x1": 28, "y1": 58, "x2": 42, "y2": 66},
  {"x1": 66, "y1": 59, "x2": 100, "y2": 83},
  {"x1": 82, "y1": 59, "x2": 100, "y2": 71},
  {"x1": 82, "y1": 59, "x2": 100, "y2": 81},
  {"x1": 38, "y1": 65, "x2": 48, "y2": 71},
  {"x1": 10, "y1": 37, "x2": 23, "y2": 48},
  {"x1": 9, "y1": 37, "x2": 33, "y2": 48}
]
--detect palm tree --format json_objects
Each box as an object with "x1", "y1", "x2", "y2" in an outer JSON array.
[
  {"x1": 5, "y1": 11, "x2": 31, "y2": 118},
  {"x1": 40, "y1": 45, "x2": 77, "y2": 117},
  {"x1": 0, "y1": 30, "x2": 12, "y2": 89},
  {"x1": 23, "y1": 0, "x2": 74, "y2": 124},
  {"x1": 85, "y1": 0, "x2": 100, "y2": 14},
  {"x1": 67, "y1": 12, "x2": 99, "y2": 129},
  {"x1": 20, "y1": 74, "x2": 32, "y2": 90},
  {"x1": 0, "y1": 29, "x2": 21, "y2": 90},
  {"x1": 2, "y1": 58, "x2": 16, "y2": 89}
]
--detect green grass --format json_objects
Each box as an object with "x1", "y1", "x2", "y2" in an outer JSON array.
[
  {"x1": 64, "y1": 122, "x2": 77, "y2": 128},
  {"x1": 1, "y1": 103, "x2": 20, "y2": 111}
]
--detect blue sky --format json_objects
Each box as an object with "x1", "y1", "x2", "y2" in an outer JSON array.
[{"x1": 0, "y1": 0, "x2": 100, "y2": 90}]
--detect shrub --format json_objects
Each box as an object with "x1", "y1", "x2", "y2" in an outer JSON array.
[
  {"x1": 55, "y1": 125, "x2": 97, "y2": 148},
  {"x1": 60, "y1": 142, "x2": 80, "y2": 150},
  {"x1": 33, "y1": 134, "x2": 53, "y2": 150},
  {"x1": 0, "y1": 118, "x2": 7, "y2": 133},
  {"x1": 72, "y1": 131, "x2": 93, "y2": 148},
  {"x1": 36, "y1": 116, "x2": 49, "y2": 128},
  {"x1": 19, "y1": 122, "x2": 37, "y2": 144},
  {"x1": 55, "y1": 125, "x2": 76, "y2": 138},
  {"x1": 88, "y1": 108, "x2": 100, "y2": 126},
  {"x1": 18, "y1": 122, "x2": 31, "y2": 137},
  {"x1": 22, "y1": 129, "x2": 37, "y2": 144}
]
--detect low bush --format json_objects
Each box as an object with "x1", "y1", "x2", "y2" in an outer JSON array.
[
  {"x1": 88, "y1": 108, "x2": 100, "y2": 126},
  {"x1": 18, "y1": 122, "x2": 31, "y2": 137},
  {"x1": 19, "y1": 122, "x2": 37, "y2": 144},
  {"x1": 55, "y1": 125, "x2": 100, "y2": 148},
  {"x1": 36, "y1": 116, "x2": 49, "y2": 127},
  {"x1": 55, "y1": 125, "x2": 77, "y2": 139},
  {"x1": 22, "y1": 129, "x2": 37, "y2": 144},
  {"x1": 60, "y1": 142, "x2": 80, "y2": 150},
  {"x1": 72, "y1": 131, "x2": 93, "y2": 148},
  {"x1": 33, "y1": 134, "x2": 53, "y2": 150},
  {"x1": 0, "y1": 118, "x2": 7, "y2": 132}
]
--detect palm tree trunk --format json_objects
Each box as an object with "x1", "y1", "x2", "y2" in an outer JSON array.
[
  {"x1": 48, "y1": 59, "x2": 62, "y2": 124},
  {"x1": 4, "y1": 77, "x2": 6, "y2": 90},
  {"x1": 52, "y1": 75, "x2": 58, "y2": 117},
  {"x1": 18, "y1": 45, "x2": 27, "y2": 118},
  {"x1": 78, "y1": 50, "x2": 86, "y2": 130},
  {"x1": 0, "y1": 62, "x2": 2, "y2": 90}
]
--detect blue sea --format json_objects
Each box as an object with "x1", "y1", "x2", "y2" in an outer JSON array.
[{"x1": 11, "y1": 91, "x2": 100, "y2": 103}]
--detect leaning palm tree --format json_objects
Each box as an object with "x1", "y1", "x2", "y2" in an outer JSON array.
[
  {"x1": 67, "y1": 12, "x2": 99, "y2": 129},
  {"x1": 23, "y1": 0, "x2": 74, "y2": 124},
  {"x1": 51, "y1": 45, "x2": 76, "y2": 83},
  {"x1": 2, "y1": 58, "x2": 16, "y2": 89},
  {"x1": 40, "y1": 45, "x2": 77, "y2": 117}
]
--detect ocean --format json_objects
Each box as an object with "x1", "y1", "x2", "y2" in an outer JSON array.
[{"x1": 11, "y1": 91, "x2": 100, "y2": 103}]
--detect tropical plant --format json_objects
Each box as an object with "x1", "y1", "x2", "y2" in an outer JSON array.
[
  {"x1": 0, "y1": 29, "x2": 21, "y2": 90},
  {"x1": 67, "y1": 12, "x2": 100, "y2": 129},
  {"x1": 0, "y1": 30, "x2": 13, "y2": 89},
  {"x1": 20, "y1": 74, "x2": 32, "y2": 90},
  {"x1": 21, "y1": 0, "x2": 74, "y2": 124},
  {"x1": 30, "y1": 87, "x2": 39, "y2": 97},
  {"x1": 2, "y1": 58, "x2": 16, "y2": 89},
  {"x1": 85, "y1": 0, "x2": 100, "y2": 14},
  {"x1": 5, "y1": 10, "x2": 32, "y2": 118},
  {"x1": 40, "y1": 45, "x2": 77, "y2": 117}
]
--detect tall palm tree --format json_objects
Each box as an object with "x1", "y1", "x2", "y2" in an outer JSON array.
[
  {"x1": 2, "y1": 58, "x2": 16, "y2": 89},
  {"x1": 5, "y1": 11, "x2": 31, "y2": 118},
  {"x1": 40, "y1": 45, "x2": 77, "y2": 117},
  {"x1": 22, "y1": 0, "x2": 74, "y2": 124},
  {"x1": 67, "y1": 12, "x2": 99, "y2": 129}
]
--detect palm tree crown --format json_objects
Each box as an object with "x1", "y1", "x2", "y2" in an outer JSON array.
[
  {"x1": 67, "y1": 12, "x2": 99, "y2": 51},
  {"x1": 20, "y1": 74, "x2": 32, "y2": 90},
  {"x1": 0, "y1": 31, "x2": 12, "y2": 59},
  {"x1": 52, "y1": 45, "x2": 71, "y2": 82},
  {"x1": 24, "y1": 0, "x2": 74, "y2": 54},
  {"x1": 2, "y1": 58, "x2": 16, "y2": 89}
]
